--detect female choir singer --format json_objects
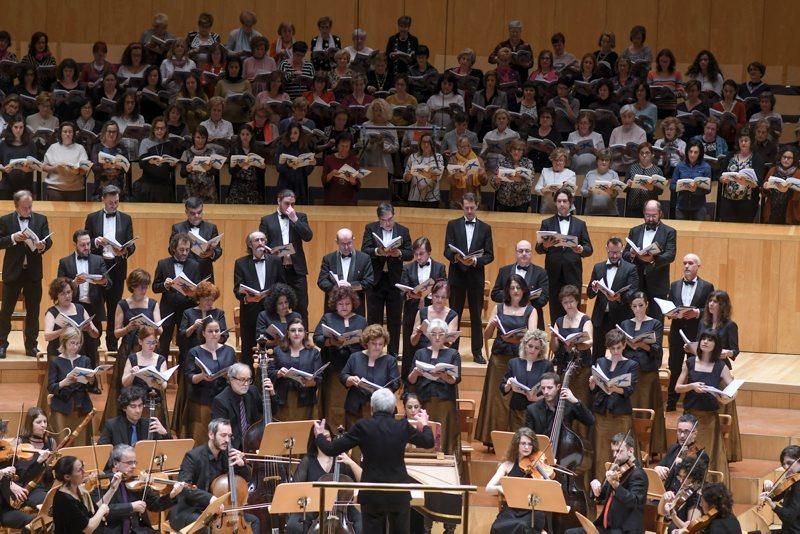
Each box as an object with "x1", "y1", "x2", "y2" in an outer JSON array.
[
  {"x1": 120, "y1": 326, "x2": 170, "y2": 427},
  {"x1": 47, "y1": 328, "x2": 95, "y2": 446},
  {"x1": 269, "y1": 317, "x2": 323, "y2": 421},
  {"x1": 502, "y1": 329, "x2": 553, "y2": 430}
]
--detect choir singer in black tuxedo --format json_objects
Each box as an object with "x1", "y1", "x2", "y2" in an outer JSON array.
[
  {"x1": 535, "y1": 188, "x2": 593, "y2": 324},
  {"x1": 443, "y1": 192, "x2": 494, "y2": 364},
  {"x1": 587, "y1": 237, "x2": 639, "y2": 360},
  {"x1": 361, "y1": 202, "x2": 413, "y2": 357},
  {"x1": 622, "y1": 199, "x2": 677, "y2": 321},
  {"x1": 57, "y1": 229, "x2": 110, "y2": 367},
  {"x1": 0, "y1": 190, "x2": 52, "y2": 358},
  {"x1": 317, "y1": 228, "x2": 374, "y2": 317},
  {"x1": 211, "y1": 363, "x2": 271, "y2": 451},
  {"x1": 171, "y1": 197, "x2": 222, "y2": 283},
  {"x1": 260, "y1": 189, "x2": 314, "y2": 326},
  {"x1": 491, "y1": 239, "x2": 549, "y2": 329},
  {"x1": 84, "y1": 185, "x2": 135, "y2": 352},
  {"x1": 666, "y1": 253, "x2": 714, "y2": 411},
  {"x1": 233, "y1": 230, "x2": 286, "y2": 367},
  {"x1": 152, "y1": 233, "x2": 200, "y2": 358}
]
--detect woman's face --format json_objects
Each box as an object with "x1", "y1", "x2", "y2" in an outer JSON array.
[
  {"x1": 203, "y1": 323, "x2": 221, "y2": 343},
  {"x1": 755, "y1": 124, "x2": 769, "y2": 141},
  {"x1": 552, "y1": 40, "x2": 564, "y2": 55},
  {"x1": 431, "y1": 289, "x2": 448, "y2": 309},
  {"x1": 561, "y1": 296, "x2": 578, "y2": 313},
  {"x1": 699, "y1": 55, "x2": 709, "y2": 72},
  {"x1": 275, "y1": 295, "x2": 290, "y2": 316},
  {"x1": 238, "y1": 128, "x2": 252, "y2": 146},
  {"x1": 664, "y1": 123, "x2": 677, "y2": 140},
  {"x1": 57, "y1": 284, "x2": 73, "y2": 306},
  {"x1": 722, "y1": 84, "x2": 735, "y2": 100},
  {"x1": 168, "y1": 107, "x2": 181, "y2": 122},
  {"x1": 707, "y1": 298, "x2": 719, "y2": 316},
  {"x1": 288, "y1": 323, "x2": 305, "y2": 345},
  {"x1": 760, "y1": 97, "x2": 772, "y2": 113},
  {"x1": 4, "y1": 100, "x2": 19, "y2": 115},
  {"x1": 280, "y1": 26, "x2": 294, "y2": 42},
  {"x1": 0, "y1": 38, "x2": 8, "y2": 53},
  {"x1": 597, "y1": 158, "x2": 611, "y2": 173},
  {"x1": 352, "y1": 34, "x2": 365, "y2": 49},
  {"x1": 185, "y1": 76, "x2": 197, "y2": 92},
  {"x1": 699, "y1": 336, "x2": 715, "y2": 353},
  {"x1": 289, "y1": 126, "x2": 300, "y2": 143},
  {"x1": 10, "y1": 122, "x2": 25, "y2": 140},
  {"x1": 630, "y1": 297, "x2": 647, "y2": 316},
  {"x1": 269, "y1": 78, "x2": 282, "y2": 92},
  {"x1": 636, "y1": 85, "x2": 647, "y2": 100},
  {"x1": 687, "y1": 85, "x2": 700, "y2": 100},
  {"x1": 621, "y1": 111, "x2": 635, "y2": 126},
  {"x1": 600, "y1": 34, "x2": 611, "y2": 51},
  {"x1": 147, "y1": 69, "x2": 159, "y2": 86},
  {"x1": 173, "y1": 42, "x2": 186, "y2": 58},
  {"x1": 687, "y1": 146, "x2": 700, "y2": 164},
  {"x1": 556, "y1": 84, "x2": 569, "y2": 98},
  {"x1": 336, "y1": 54, "x2": 349, "y2": 69},
  {"x1": 35, "y1": 36, "x2": 47, "y2": 52},
  {"x1": 333, "y1": 113, "x2": 347, "y2": 130},
  {"x1": 38, "y1": 102, "x2": 52, "y2": 117},
  {"x1": 658, "y1": 54, "x2": 670, "y2": 70},
  {"x1": 104, "y1": 125, "x2": 119, "y2": 144},
  {"x1": 124, "y1": 95, "x2": 135, "y2": 114},
  {"x1": 65, "y1": 338, "x2": 81, "y2": 355},
  {"x1": 68, "y1": 460, "x2": 86, "y2": 485},
  {"x1": 457, "y1": 139, "x2": 472, "y2": 157},
  {"x1": 509, "y1": 145, "x2": 524, "y2": 162},
  {"x1": 336, "y1": 298, "x2": 353, "y2": 317},
  {"x1": 597, "y1": 85, "x2": 609, "y2": 100},
  {"x1": 416, "y1": 55, "x2": 428, "y2": 69},
  {"x1": 372, "y1": 105, "x2": 385, "y2": 123},
  {"x1": 211, "y1": 48, "x2": 224, "y2": 63},
  {"x1": 210, "y1": 104, "x2": 223, "y2": 121},
  {"x1": 130, "y1": 47, "x2": 142, "y2": 65},
  {"x1": 781, "y1": 151, "x2": 795, "y2": 168},
  {"x1": 508, "y1": 281, "x2": 523, "y2": 303},
  {"x1": 62, "y1": 66, "x2": 75, "y2": 82},
  {"x1": 353, "y1": 79, "x2": 365, "y2": 93},
  {"x1": 153, "y1": 121, "x2": 167, "y2": 140},
  {"x1": 32, "y1": 415, "x2": 48, "y2": 437},
  {"x1": 441, "y1": 80, "x2": 453, "y2": 94},
  {"x1": 518, "y1": 436, "x2": 534, "y2": 458},
  {"x1": 24, "y1": 70, "x2": 35, "y2": 86},
  {"x1": 420, "y1": 137, "x2": 433, "y2": 155},
  {"x1": 395, "y1": 78, "x2": 407, "y2": 94},
  {"x1": 193, "y1": 131, "x2": 206, "y2": 148},
  {"x1": 638, "y1": 146, "x2": 653, "y2": 165},
  {"x1": 539, "y1": 113, "x2": 553, "y2": 129},
  {"x1": 141, "y1": 335, "x2": 157, "y2": 352},
  {"x1": 319, "y1": 22, "x2": 331, "y2": 35},
  {"x1": 577, "y1": 117, "x2": 591, "y2": 135},
  {"x1": 228, "y1": 61, "x2": 241, "y2": 78},
  {"x1": 485, "y1": 75, "x2": 496, "y2": 89},
  {"x1": 366, "y1": 337, "x2": 385, "y2": 355},
  {"x1": 428, "y1": 327, "x2": 446, "y2": 348},
  {"x1": 631, "y1": 32, "x2": 643, "y2": 46},
  {"x1": 738, "y1": 135, "x2": 751, "y2": 153},
  {"x1": 495, "y1": 113, "x2": 509, "y2": 130},
  {"x1": 618, "y1": 61, "x2": 629, "y2": 76},
  {"x1": 552, "y1": 155, "x2": 566, "y2": 171},
  {"x1": 459, "y1": 54, "x2": 474, "y2": 69},
  {"x1": 313, "y1": 79, "x2": 326, "y2": 93},
  {"x1": 103, "y1": 74, "x2": 116, "y2": 92},
  {"x1": 582, "y1": 57, "x2": 594, "y2": 72},
  {"x1": 524, "y1": 338, "x2": 543, "y2": 359},
  {"x1": 198, "y1": 296, "x2": 214, "y2": 311},
  {"x1": 374, "y1": 58, "x2": 386, "y2": 73},
  {"x1": 405, "y1": 397, "x2": 421, "y2": 417},
  {"x1": 336, "y1": 138, "x2": 351, "y2": 156},
  {"x1": 61, "y1": 126, "x2": 74, "y2": 145}
]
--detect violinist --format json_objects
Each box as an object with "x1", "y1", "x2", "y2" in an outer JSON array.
[
  {"x1": 211, "y1": 363, "x2": 269, "y2": 451},
  {"x1": 486, "y1": 427, "x2": 554, "y2": 533},
  {"x1": 501, "y1": 329, "x2": 553, "y2": 430},
  {"x1": 673, "y1": 482, "x2": 741, "y2": 534},
  {"x1": 655, "y1": 414, "x2": 709, "y2": 492},
  {"x1": 286, "y1": 423, "x2": 363, "y2": 534},
  {"x1": 98, "y1": 386, "x2": 169, "y2": 448},
  {"x1": 760, "y1": 445, "x2": 800, "y2": 533},
  {"x1": 657, "y1": 455, "x2": 707, "y2": 533},
  {"x1": 48, "y1": 328, "x2": 96, "y2": 446},
  {"x1": 588, "y1": 330, "x2": 639, "y2": 480},
  {"x1": 51, "y1": 456, "x2": 112, "y2": 534},
  {"x1": 8, "y1": 407, "x2": 56, "y2": 507},
  {"x1": 565, "y1": 432, "x2": 648, "y2": 534},
  {"x1": 524, "y1": 371, "x2": 595, "y2": 436},
  {"x1": 268, "y1": 317, "x2": 323, "y2": 421},
  {"x1": 94, "y1": 444, "x2": 185, "y2": 534},
  {"x1": 169, "y1": 418, "x2": 259, "y2": 532}
]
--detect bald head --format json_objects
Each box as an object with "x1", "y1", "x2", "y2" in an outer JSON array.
[
  {"x1": 682, "y1": 254, "x2": 701, "y2": 280},
  {"x1": 336, "y1": 228, "x2": 354, "y2": 256},
  {"x1": 515, "y1": 240, "x2": 532, "y2": 266},
  {"x1": 643, "y1": 200, "x2": 662, "y2": 225}
]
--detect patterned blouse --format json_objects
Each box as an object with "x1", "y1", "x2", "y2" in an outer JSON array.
[
  {"x1": 493, "y1": 155, "x2": 534, "y2": 208},
  {"x1": 722, "y1": 153, "x2": 754, "y2": 201}
]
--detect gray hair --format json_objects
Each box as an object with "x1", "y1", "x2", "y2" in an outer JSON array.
[
  {"x1": 111, "y1": 444, "x2": 135, "y2": 464},
  {"x1": 415, "y1": 104, "x2": 430, "y2": 117},
  {"x1": 620, "y1": 104, "x2": 636, "y2": 117},
  {"x1": 353, "y1": 28, "x2": 367, "y2": 39},
  {"x1": 427, "y1": 318, "x2": 448, "y2": 333},
  {"x1": 508, "y1": 20, "x2": 522, "y2": 29},
  {"x1": 370, "y1": 388, "x2": 396, "y2": 413},
  {"x1": 208, "y1": 418, "x2": 231, "y2": 435},
  {"x1": 227, "y1": 362, "x2": 251, "y2": 380}
]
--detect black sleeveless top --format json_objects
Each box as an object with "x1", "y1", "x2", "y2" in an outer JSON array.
[
  {"x1": 683, "y1": 356, "x2": 726, "y2": 411},
  {"x1": 554, "y1": 314, "x2": 592, "y2": 370}
]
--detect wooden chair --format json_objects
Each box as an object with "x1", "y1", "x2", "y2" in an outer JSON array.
[
  {"x1": 707, "y1": 469, "x2": 724, "y2": 484},
  {"x1": 26, "y1": 483, "x2": 61, "y2": 534},
  {"x1": 233, "y1": 306, "x2": 241, "y2": 349},
  {"x1": 737, "y1": 506, "x2": 771, "y2": 534},
  {"x1": 633, "y1": 408, "x2": 655, "y2": 464},
  {"x1": 456, "y1": 398, "x2": 476, "y2": 484},
  {"x1": 658, "y1": 368, "x2": 671, "y2": 405},
  {"x1": 575, "y1": 511, "x2": 599, "y2": 534},
  {"x1": 718, "y1": 414, "x2": 732, "y2": 456}
]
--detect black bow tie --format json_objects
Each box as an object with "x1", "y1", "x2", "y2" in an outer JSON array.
[
  {"x1": 558, "y1": 215, "x2": 570, "y2": 222},
  {"x1": 464, "y1": 220, "x2": 476, "y2": 226},
  {"x1": 607, "y1": 261, "x2": 619, "y2": 268},
  {"x1": 340, "y1": 254, "x2": 352, "y2": 259},
  {"x1": 418, "y1": 261, "x2": 430, "y2": 268},
  {"x1": 18, "y1": 216, "x2": 30, "y2": 221},
  {"x1": 104, "y1": 212, "x2": 116, "y2": 219},
  {"x1": 174, "y1": 259, "x2": 185, "y2": 265},
  {"x1": 683, "y1": 279, "x2": 696, "y2": 286},
  {"x1": 76, "y1": 254, "x2": 89, "y2": 260},
  {"x1": 279, "y1": 213, "x2": 288, "y2": 219},
  {"x1": 516, "y1": 264, "x2": 529, "y2": 271},
  {"x1": 189, "y1": 223, "x2": 201, "y2": 229},
  {"x1": 253, "y1": 257, "x2": 265, "y2": 263},
  {"x1": 645, "y1": 223, "x2": 658, "y2": 231}
]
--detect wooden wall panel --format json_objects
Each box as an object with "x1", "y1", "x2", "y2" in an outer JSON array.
[
  {"x1": 405, "y1": 0, "x2": 448, "y2": 60},
  {"x1": 4, "y1": 0, "x2": 49, "y2": 55},
  {"x1": 656, "y1": 0, "x2": 712, "y2": 63},
  {"x1": 605, "y1": 0, "x2": 660, "y2": 56},
  {"x1": 98, "y1": 1, "x2": 153, "y2": 46},
  {"x1": 504, "y1": 0, "x2": 556, "y2": 62},
  {"x1": 446, "y1": 0, "x2": 505, "y2": 57},
  {"x1": 760, "y1": 0, "x2": 800, "y2": 66},
  {"x1": 46, "y1": 0, "x2": 100, "y2": 44},
  {"x1": 553, "y1": 0, "x2": 607, "y2": 63},
  {"x1": 257, "y1": 1, "x2": 311, "y2": 43},
  {"x1": 150, "y1": 1, "x2": 198, "y2": 40},
  {"x1": 357, "y1": 0, "x2": 404, "y2": 54},
  {"x1": 775, "y1": 242, "x2": 800, "y2": 354},
  {"x1": 709, "y1": 0, "x2": 764, "y2": 67}
]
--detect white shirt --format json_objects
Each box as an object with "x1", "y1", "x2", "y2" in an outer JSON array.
[
  {"x1": 102, "y1": 211, "x2": 118, "y2": 258},
  {"x1": 173, "y1": 260, "x2": 184, "y2": 278},
  {"x1": 278, "y1": 210, "x2": 290, "y2": 245},
  {"x1": 642, "y1": 225, "x2": 657, "y2": 248},
  {"x1": 189, "y1": 224, "x2": 201, "y2": 238},
  {"x1": 417, "y1": 261, "x2": 431, "y2": 284},
  {"x1": 17, "y1": 214, "x2": 29, "y2": 267},
  {"x1": 681, "y1": 278, "x2": 698, "y2": 307},
  {"x1": 340, "y1": 254, "x2": 352, "y2": 279},
  {"x1": 604, "y1": 260, "x2": 618, "y2": 311},
  {"x1": 558, "y1": 216, "x2": 570, "y2": 235},
  {"x1": 75, "y1": 253, "x2": 90, "y2": 302},
  {"x1": 254, "y1": 257, "x2": 266, "y2": 289},
  {"x1": 464, "y1": 218, "x2": 476, "y2": 250},
  {"x1": 515, "y1": 265, "x2": 529, "y2": 279}
]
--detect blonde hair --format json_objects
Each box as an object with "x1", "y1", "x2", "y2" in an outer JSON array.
[
  {"x1": 660, "y1": 116, "x2": 684, "y2": 138},
  {"x1": 366, "y1": 98, "x2": 392, "y2": 123},
  {"x1": 519, "y1": 329, "x2": 548, "y2": 357},
  {"x1": 550, "y1": 147, "x2": 570, "y2": 165},
  {"x1": 58, "y1": 327, "x2": 83, "y2": 354}
]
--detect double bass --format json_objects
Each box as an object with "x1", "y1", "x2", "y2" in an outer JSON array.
[
  {"x1": 549, "y1": 356, "x2": 592, "y2": 531},
  {"x1": 311, "y1": 427, "x2": 355, "y2": 534}
]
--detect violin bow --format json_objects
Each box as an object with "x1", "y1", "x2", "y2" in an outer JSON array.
[
  {"x1": 10, "y1": 403, "x2": 24, "y2": 470},
  {"x1": 141, "y1": 441, "x2": 159, "y2": 504},
  {"x1": 674, "y1": 454, "x2": 705, "y2": 504},
  {"x1": 671, "y1": 419, "x2": 699, "y2": 469},
  {"x1": 766, "y1": 457, "x2": 800, "y2": 499},
  {"x1": 691, "y1": 456, "x2": 711, "y2": 520}
]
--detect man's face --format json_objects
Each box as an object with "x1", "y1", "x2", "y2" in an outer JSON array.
[
  {"x1": 683, "y1": 255, "x2": 700, "y2": 280},
  {"x1": 16, "y1": 198, "x2": 33, "y2": 217},
  {"x1": 211, "y1": 424, "x2": 233, "y2": 451},
  {"x1": 462, "y1": 200, "x2": 477, "y2": 220},
  {"x1": 123, "y1": 398, "x2": 144, "y2": 424},
  {"x1": 114, "y1": 451, "x2": 138, "y2": 476},
  {"x1": 76, "y1": 235, "x2": 91, "y2": 256},
  {"x1": 278, "y1": 196, "x2": 295, "y2": 214},
  {"x1": 230, "y1": 368, "x2": 252, "y2": 395},
  {"x1": 174, "y1": 240, "x2": 191, "y2": 262},
  {"x1": 643, "y1": 203, "x2": 660, "y2": 225},
  {"x1": 186, "y1": 206, "x2": 203, "y2": 226},
  {"x1": 555, "y1": 193, "x2": 571, "y2": 216},
  {"x1": 250, "y1": 232, "x2": 267, "y2": 256},
  {"x1": 676, "y1": 422, "x2": 696, "y2": 446},
  {"x1": 337, "y1": 233, "x2": 354, "y2": 255},
  {"x1": 379, "y1": 212, "x2": 394, "y2": 232},
  {"x1": 606, "y1": 242, "x2": 623, "y2": 263},
  {"x1": 540, "y1": 379, "x2": 558, "y2": 402},
  {"x1": 103, "y1": 194, "x2": 119, "y2": 213},
  {"x1": 515, "y1": 242, "x2": 532, "y2": 266}
]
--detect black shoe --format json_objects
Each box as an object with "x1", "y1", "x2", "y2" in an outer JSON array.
[
  {"x1": 665, "y1": 404, "x2": 677, "y2": 412},
  {"x1": 473, "y1": 354, "x2": 487, "y2": 364},
  {"x1": 0, "y1": 347, "x2": 6, "y2": 359},
  {"x1": 26, "y1": 346, "x2": 40, "y2": 357}
]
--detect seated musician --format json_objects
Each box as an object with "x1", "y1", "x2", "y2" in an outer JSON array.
[
  {"x1": 486, "y1": 427, "x2": 554, "y2": 534},
  {"x1": 565, "y1": 432, "x2": 648, "y2": 534},
  {"x1": 286, "y1": 423, "x2": 363, "y2": 534},
  {"x1": 211, "y1": 363, "x2": 270, "y2": 452},
  {"x1": 52, "y1": 456, "x2": 111, "y2": 534},
  {"x1": 657, "y1": 455, "x2": 707, "y2": 533},
  {"x1": 169, "y1": 418, "x2": 260, "y2": 533},
  {"x1": 654, "y1": 413, "x2": 709, "y2": 492},
  {"x1": 525, "y1": 372, "x2": 595, "y2": 438},
  {"x1": 98, "y1": 386, "x2": 169, "y2": 447},
  {"x1": 312, "y1": 388, "x2": 433, "y2": 534},
  {"x1": 9, "y1": 407, "x2": 57, "y2": 509},
  {"x1": 673, "y1": 482, "x2": 741, "y2": 534},
  {"x1": 90, "y1": 444, "x2": 185, "y2": 533},
  {"x1": 759, "y1": 445, "x2": 800, "y2": 532}
]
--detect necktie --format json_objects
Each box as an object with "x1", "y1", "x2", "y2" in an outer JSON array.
[
  {"x1": 189, "y1": 223, "x2": 201, "y2": 229},
  {"x1": 341, "y1": 254, "x2": 352, "y2": 258},
  {"x1": 253, "y1": 257, "x2": 265, "y2": 263},
  {"x1": 516, "y1": 264, "x2": 529, "y2": 271},
  {"x1": 608, "y1": 262, "x2": 619, "y2": 268},
  {"x1": 683, "y1": 279, "x2": 696, "y2": 286},
  {"x1": 130, "y1": 424, "x2": 138, "y2": 446},
  {"x1": 558, "y1": 215, "x2": 570, "y2": 222},
  {"x1": 602, "y1": 489, "x2": 614, "y2": 529},
  {"x1": 119, "y1": 484, "x2": 131, "y2": 534},
  {"x1": 77, "y1": 254, "x2": 89, "y2": 260},
  {"x1": 174, "y1": 259, "x2": 185, "y2": 265},
  {"x1": 105, "y1": 212, "x2": 116, "y2": 219},
  {"x1": 239, "y1": 397, "x2": 248, "y2": 435},
  {"x1": 279, "y1": 213, "x2": 288, "y2": 219},
  {"x1": 464, "y1": 220, "x2": 475, "y2": 226}
]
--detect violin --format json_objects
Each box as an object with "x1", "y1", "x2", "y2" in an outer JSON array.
[
  {"x1": 519, "y1": 451, "x2": 555, "y2": 480},
  {"x1": 606, "y1": 458, "x2": 634, "y2": 487},
  {"x1": 0, "y1": 440, "x2": 47, "y2": 461},
  {"x1": 685, "y1": 509, "x2": 717, "y2": 533},
  {"x1": 771, "y1": 472, "x2": 800, "y2": 501},
  {"x1": 125, "y1": 472, "x2": 196, "y2": 494}
]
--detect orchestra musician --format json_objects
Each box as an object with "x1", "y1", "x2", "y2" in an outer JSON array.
[
  {"x1": 525, "y1": 371, "x2": 595, "y2": 435},
  {"x1": 317, "y1": 227, "x2": 375, "y2": 317},
  {"x1": 502, "y1": 329, "x2": 553, "y2": 430},
  {"x1": 48, "y1": 328, "x2": 96, "y2": 446},
  {"x1": 11, "y1": 407, "x2": 56, "y2": 507},
  {"x1": 486, "y1": 427, "x2": 555, "y2": 534},
  {"x1": 313, "y1": 388, "x2": 434, "y2": 534},
  {"x1": 565, "y1": 432, "x2": 648, "y2": 534},
  {"x1": 170, "y1": 197, "x2": 222, "y2": 282},
  {"x1": 169, "y1": 419, "x2": 260, "y2": 533},
  {"x1": 655, "y1": 414, "x2": 709, "y2": 493},
  {"x1": 760, "y1": 445, "x2": 800, "y2": 533},
  {"x1": 211, "y1": 363, "x2": 270, "y2": 452},
  {"x1": 491, "y1": 239, "x2": 549, "y2": 330},
  {"x1": 98, "y1": 386, "x2": 168, "y2": 447},
  {"x1": 268, "y1": 317, "x2": 323, "y2": 421},
  {"x1": 51, "y1": 456, "x2": 111, "y2": 534},
  {"x1": 673, "y1": 482, "x2": 741, "y2": 533},
  {"x1": 657, "y1": 454, "x2": 707, "y2": 533}
]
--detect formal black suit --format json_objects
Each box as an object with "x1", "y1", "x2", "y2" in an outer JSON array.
[
  {"x1": 524, "y1": 398, "x2": 596, "y2": 435},
  {"x1": 587, "y1": 259, "x2": 639, "y2": 360},
  {"x1": 171, "y1": 220, "x2": 222, "y2": 282},
  {"x1": 233, "y1": 254, "x2": 285, "y2": 367},
  {"x1": 316, "y1": 250, "x2": 374, "y2": 317},
  {"x1": 90, "y1": 475, "x2": 176, "y2": 534},
  {"x1": 491, "y1": 263, "x2": 549, "y2": 329},
  {"x1": 666, "y1": 276, "x2": 714, "y2": 408},
  {"x1": 443, "y1": 216, "x2": 494, "y2": 358},
  {"x1": 658, "y1": 442, "x2": 710, "y2": 492},
  {"x1": 85, "y1": 209, "x2": 135, "y2": 352},
  {"x1": 0, "y1": 210, "x2": 52, "y2": 352},
  {"x1": 315, "y1": 411, "x2": 434, "y2": 534},
  {"x1": 152, "y1": 256, "x2": 200, "y2": 357},
  {"x1": 399, "y1": 259, "x2": 447, "y2": 379},
  {"x1": 260, "y1": 210, "x2": 314, "y2": 326},
  {"x1": 98, "y1": 414, "x2": 169, "y2": 446},
  {"x1": 211, "y1": 385, "x2": 264, "y2": 451},
  {"x1": 361, "y1": 221, "x2": 413, "y2": 356},
  {"x1": 567, "y1": 463, "x2": 647, "y2": 534},
  {"x1": 535, "y1": 214, "x2": 593, "y2": 323},
  {"x1": 57, "y1": 252, "x2": 110, "y2": 366},
  {"x1": 622, "y1": 222, "x2": 677, "y2": 320}
]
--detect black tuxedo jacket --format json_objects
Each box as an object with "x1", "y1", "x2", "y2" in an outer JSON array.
[
  {"x1": 97, "y1": 414, "x2": 168, "y2": 446},
  {"x1": 56, "y1": 253, "x2": 110, "y2": 320},
  {"x1": 0, "y1": 211, "x2": 52, "y2": 281},
  {"x1": 361, "y1": 221, "x2": 413, "y2": 286},
  {"x1": 94, "y1": 477, "x2": 175, "y2": 533},
  {"x1": 317, "y1": 250, "x2": 375, "y2": 293},
  {"x1": 587, "y1": 259, "x2": 639, "y2": 326},
  {"x1": 443, "y1": 217, "x2": 494, "y2": 287},
  {"x1": 211, "y1": 385, "x2": 264, "y2": 451},
  {"x1": 259, "y1": 211, "x2": 314, "y2": 275},
  {"x1": 622, "y1": 222, "x2": 677, "y2": 299},
  {"x1": 593, "y1": 464, "x2": 648, "y2": 533},
  {"x1": 152, "y1": 257, "x2": 201, "y2": 316},
  {"x1": 534, "y1": 215, "x2": 593, "y2": 275},
  {"x1": 491, "y1": 263, "x2": 549, "y2": 310},
  {"x1": 84, "y1": 209, "x2": 136, "y2": 262},
  {"x1": 171, "y1": 220, "x2": 222, "y2": 281},
  {"x1": 668, "y1": 277, "x2": 715, "y2": 333},
  {"x1": 232, "y1": 254, "x2": 285, "y2": 315},
  {"x1": 524, "y1": 398, "x2": 595, "y2": 435},
  {"x1": 399, "y1": 259, "x2": 447, "y2": 290}
]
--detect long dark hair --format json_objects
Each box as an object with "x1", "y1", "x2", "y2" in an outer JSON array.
[
  {"x1": 0, "y1": 115, "x2": 31, "y2": 145},
  {"x1": 305, "y1": 421, "x2": 333, "y2": 457},
  {"x1": 701, "y1": 290, "x2": 732, "y2": 327},
  {"x1": 697, "y1": 331, "x2": 723, "y2": 362},
  {"x1": 280, "y1": 122, "x2": 310, "y2": 151},
  {"x1": 503, "y1": 274, "x2": 530, "y2": 306}
]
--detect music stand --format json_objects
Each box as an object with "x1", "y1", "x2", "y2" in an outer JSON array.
[
  {"x1": 134, "y1": 439, "x2": 194, "y2": 472},
  {"x1": 500, "y1": 477, "x2": 568, "y2": 530},
  {"x1": 60, "y1": 445, "x2": 112, "y2": 473},
  {"x1": 268, "y1": 482, "x2": 336, "y2": 514},
  {"x1": 491, "y1": 431, "x2": 553, "y2": 465},
  {"x1": 644, "y1": 468, "x2": 667, "y2": 500},
  {"x1": 258, "y1": 420, "x2": 315, "y2": 456},
  {"x1": 180, "y1": 491, "x2": 230, "y2": 534}
]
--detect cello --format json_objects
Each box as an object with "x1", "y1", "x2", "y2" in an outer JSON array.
[
  {"x1": 210, "y1": 446, "x2": 252, "y2": 534},
  {"x1": 549, "y1": 356, "x2": 592, "y2": 531},
  {"x1": 311, "y1": 427, "x2": 356, "y2": 534}
]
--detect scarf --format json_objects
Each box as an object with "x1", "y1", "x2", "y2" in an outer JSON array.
[
  {"x1": 34, "y1": 50, "x2": 52, "y2": 62},
  {"x1": 314, "y1": 34, "x2": 336, "y2": 51},
  {"x1": 455, "y1": 149, "x2": 482, "y2": 186}
]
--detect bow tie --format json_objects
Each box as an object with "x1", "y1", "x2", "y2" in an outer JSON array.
[
  {"x1": 464, "y1": 220, "x2": 476, "y2": 226},
  {"x1": 683, "y1": 279, "x2": 696, "y2": 286},
  {"x1": 418, "y1": 261, "x2": 430, "y2": 268},
  {"x1": 104, "y1": 212, "x2": 116, "y2": 219},
  {"x1": 253, "y1": 257, "x2": 265, "y2": 263},
  {"x1": 645, "y1": 223, "x2": 658, "y2": 231},
  {"x1": 189, "y1": 223, "x2": 201, "y2": 229},
  {"x1": 76, "y1": 254, "x2": 89, "y2": 261},
  {"x1": 607, "y1": 261, "x2": 619, "y2": 268},
  {"x1": 279, "y1": 213, "x2": 288, "y2": 219},
  {"x1": 340, "y1": 254, "x2": 352, "y2": 259},
  {"x1": 18, "y1": 216, "x2": 30, "y2": 221},
  {"x1": 516, "y1": 264, "x2": 529, "y2": 271},
  {"x1": 557, "y1": 215, "x2": 570, "y2": 222}
]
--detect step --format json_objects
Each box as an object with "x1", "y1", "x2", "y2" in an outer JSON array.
[{"x1": 729, "y1": 459, "x2": 781, "y2": 505}]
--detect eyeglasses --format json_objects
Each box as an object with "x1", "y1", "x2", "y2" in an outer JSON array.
[
  {"x1": 232, "y1": 377, "x2": 253, "y2": 385},
  {"x1": 119, "y1": 459, "x2": 137, "y2": 465}
]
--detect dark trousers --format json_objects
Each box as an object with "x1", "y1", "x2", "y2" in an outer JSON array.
[
  {"x1": 718, "y1": 196, "x2": 755, "y2": 223},
  {"x1": 366, "y1": 278, "x2": 403, "y2": 356},
  {"x1": 104, "y1": 259, "x2": 126, "y2": 351},
  {"x1": 592, "y1": 315, "x2": 614, "y2": 361},
  {"x1": 80, "y1": 300, "x2": 104, "y2": 367},
  {"x1": 401, "y1": 300, "x2": 422, "y2": 381},
  {"x1": 157, "y1": 309, "x2": 180, "y2": 359},
  {"x1": 239, "y1": 305, "x2": 261, "y2": 368},
  {"x1": 283, "y1": 266, "x2": 309, "y2": 327},
  {"x1": 547, "y1": 266, "x2": 582, "y2": 325},
  {"x1": 0, "y1": 276, "x2": 42, "y2": 350},
  {"x1": 449, "y1": 284, "x2": 484, "y2": 358},
  {"x1": 362, "y1": 504, "x2": 410, "y2": 534},
  {"x1": 667, "y1": 319, "x2": 699, "y2": 407}
]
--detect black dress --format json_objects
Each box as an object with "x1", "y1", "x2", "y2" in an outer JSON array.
[
  {"x1": 126, "y1": 351, "x2": 170, "y2": 426},
  {"x1": 490, "y1": 461, "x2": 545, "y2": 533},
  {"x1": 268, "y1": 346, "x2": 322, "y2": 421},
  {"x1": 255, "y1": 310, "x2": 302, "y2": 342},
  {"x1": 45, "y1": 304, "x2": 91, "y2": 356},
  {"x1": 502, "y1": 358, "x2": 554, "y2": 429},
  {"x1": 53, "y1": 489, "x2": 93, "y2": 534}
]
